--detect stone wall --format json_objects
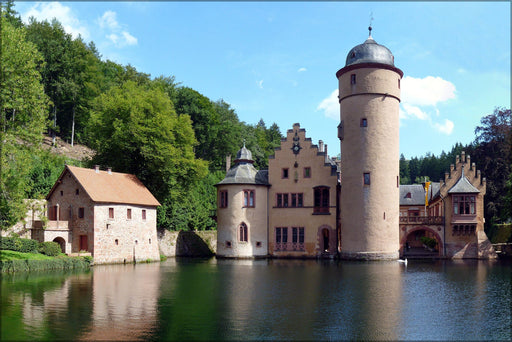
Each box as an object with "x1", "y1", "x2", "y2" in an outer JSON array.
[{"x1": 158, "y1": 230, "x2": 217, "y2": 257}]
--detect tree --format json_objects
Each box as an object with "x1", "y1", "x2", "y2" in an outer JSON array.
[
  {"x1": 0, "y1": 17, "x2": 49, "y2": 228},
  {"x1": 472, "y1": 107, "x2": 511, "y2": 229},
  {"x1": 399, "y1": 154, "x2": 411, "y2": 184},
  {"x1": 87, "y1": 81, "x2": 208, "y2": 228}
]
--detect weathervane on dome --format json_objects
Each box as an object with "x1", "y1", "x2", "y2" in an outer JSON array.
[{"x1": 368, "y1": 12, "x2": 374, "y2": 37}]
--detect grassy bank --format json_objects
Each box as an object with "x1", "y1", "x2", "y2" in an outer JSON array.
[{"x1": 0, "y1": 250, "x2": 91, "y2": 273}]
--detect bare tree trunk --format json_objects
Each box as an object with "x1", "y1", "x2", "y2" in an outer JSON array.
[
  {"x1": 71, "y1": 104, "x2": 75, "y2": 147},
  {"x1": 52, "y1": 106, "x2": 56, "y2": 146}
]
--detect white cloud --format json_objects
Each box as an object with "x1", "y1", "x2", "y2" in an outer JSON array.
[
  {"x1": 21, "y1": 2, "x2": 89, "y2": 40},
  {"x1": 122, "y1": 31, "x2": 138, "y2": 46},
  {"x1": 98, "y1": 10, "x2": 138, "y2": 47},
  {"x1": 99, "y1": 10, "x2": 120, "y2": 30},
  {"x1": 400, "y1": 75, "x2": 457, "y2": 135},
  {"x1": 298, "y1": 67, "x2": 307, "y2": 73},
  {"x1": 257, "y1": 80, "x2": 264, "y2": 89},
  {"x1": 434, "y1": 119, "x2": 454, "y2": 135},
  {"x1": 317, "y1": 89, "x2": 339, "y2": 120},
  {"x1": 401, "y1": 103, "x2": 429, "y2": 120},
  {"x1": 401, "y1": 76, "x2": 456, "y2": 106}
]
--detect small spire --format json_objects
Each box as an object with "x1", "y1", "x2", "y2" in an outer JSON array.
[
  {"x1": 368, "y1": 12, "x2": 374, "y2": 37},
  {"x1": 243, "y1": 138, "x2": 246, "y2": 148}
]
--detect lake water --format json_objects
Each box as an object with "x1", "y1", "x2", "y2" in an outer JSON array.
[{"x1": 1, "y1": 258, "x2": 511, "y2": 341}]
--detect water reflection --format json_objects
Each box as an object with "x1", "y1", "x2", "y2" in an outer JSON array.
[{"x1": 1, "y1": 259, "x2": 511, "y2": 341}]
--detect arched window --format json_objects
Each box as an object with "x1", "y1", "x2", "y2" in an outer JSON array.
[{"x1": 239, "y1": 222, "x2": 248, "y2": 242}]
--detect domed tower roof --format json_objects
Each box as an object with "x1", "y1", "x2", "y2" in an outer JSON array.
[
  {"x1": 216, "y1": 144, "x2": 268, "y2": 186},
  {"x1": 235, "y1": 144, "x2": 253, "y2": 164},
  {"x1": 345, "y1": 36, "x2": 395, "y2": 67},
  {"x1": 336, "y1": 27, "x2": 403, "y2": 78}
]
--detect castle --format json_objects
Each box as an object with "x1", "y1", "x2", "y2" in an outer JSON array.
[{"x1": 215, "y1": 30, "x2": 496, "y2": 260}]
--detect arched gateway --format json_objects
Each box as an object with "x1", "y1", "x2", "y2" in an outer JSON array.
[{"x1": 401, "y1": 227, "x2": 443, "y2": 257}]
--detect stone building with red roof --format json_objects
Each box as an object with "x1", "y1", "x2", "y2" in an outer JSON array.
[{"x1": 32, "y1": 165, "x2": 160, "y2": 264}]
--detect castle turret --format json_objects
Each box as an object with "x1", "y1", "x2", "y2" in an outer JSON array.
[
  {"x1": 215, "y1": 144, "x2": 269, "y2": 258},
  {"x1": 337, "y1": 28, "x2": 403, "y2": 260}
]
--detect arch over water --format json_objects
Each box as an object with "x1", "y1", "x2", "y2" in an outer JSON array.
[{"x1": 401, "y1": 227, "x2": 443, "y2": 257}]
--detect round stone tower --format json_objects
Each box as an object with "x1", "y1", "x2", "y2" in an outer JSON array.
[
  {"x1": 215, "y1": 144, "x2": 269, "y2": 258},
  {"x1": 336, "y1": 28, "x2": 403, "y2": 260}
]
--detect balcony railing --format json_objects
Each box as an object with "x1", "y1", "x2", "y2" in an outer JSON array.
[
  {"x1": 275, "y1": 242, "x2": 305, "y2": 252},
  {"x1": 399, "y1": 216, "x2": 444, "y2": 225},
  {"x1": 43, "y1": 220, "x2": 69, "y2": 230}
]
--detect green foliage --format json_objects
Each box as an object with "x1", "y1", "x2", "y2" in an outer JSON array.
[
  {"x1": 420, "y1": 236, "x2": 438, "y2": 249},
  {"x1": 0, "y1": 17, "x2": 49, "y2": 229},
  {"x1": 1, "y1": 237, "x2": 39, "y2": 253},
  {"x1": 490, "y1": 224, "x2": 512, "y2": 244},
  {"x1": 38, "y1": 241, "x2": 61, "y2": 256}
]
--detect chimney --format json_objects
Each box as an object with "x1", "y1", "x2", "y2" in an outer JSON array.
[
  {"x1": 467, "y1": 154, "x2": 471, "y2": 166},
  {"x1": 107, "y1": 167, "x2": 112, "y2": 175},
  {"x1": 324, "y1": 144, "x2": 328, "y2": 159},
  {"x1": 318, "y1": 140, "x2": 324, "y2": 152},
  {"x1": 226, "y1": 154, "x2": 231, "y2": 173},
  {"x1": 461, "y1": 151, "x2": 466, "y2": 163},
  {"x1": 94, "y1": 165, "x2": 100, "y2": 173}
]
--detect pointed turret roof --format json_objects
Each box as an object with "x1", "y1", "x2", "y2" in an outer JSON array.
[{"x1": 448, "y1": 166, "x2": 480, "y2": 194}]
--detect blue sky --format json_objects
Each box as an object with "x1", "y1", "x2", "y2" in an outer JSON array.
[{"x1": 15, "y1": 1, "x2": 510, "y2": 159}]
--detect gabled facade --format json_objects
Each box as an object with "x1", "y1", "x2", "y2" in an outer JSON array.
[
  {"x1": 399, "y1": 152, "x2": 496, "y2": 259},
  {"x1": 216, "y1": 123, "x2": 339, "y2": 259},
  {"x1": 34, "y1": 165, "x2": 161, "y2": 264},
  {"x1": 268, "y1": 123, "x2": 339, "y2": 257}
]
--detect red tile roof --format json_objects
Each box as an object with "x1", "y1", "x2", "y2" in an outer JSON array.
[{"x1": 48, "y1": 165, "x2": 160, "y2": 207}]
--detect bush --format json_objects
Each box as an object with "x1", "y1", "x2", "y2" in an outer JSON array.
[
  {"x1": 0, "y1": 237, "x2": 39, "y2": 253},
  {"x1": 39, "y1": 241, "x2": 61, "y2": 257},
  {"x1": 420, "y1": 236, "x2": 438, "y2": 249},
  {"x1": 1, "y1": 257, "x2": 90, "y2": 273},
  {"x1": 491, "y1": 224, "x2": 512, "y2": 243}
]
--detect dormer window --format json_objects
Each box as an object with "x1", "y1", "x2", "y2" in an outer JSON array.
[{"x1": 405, "y1": 192, "x2": 411, "y2": 199}]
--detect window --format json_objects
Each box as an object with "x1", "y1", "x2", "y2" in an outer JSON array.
[
  {"x1": 142, "y1": 209, "x2": 147, "y2": 220},
  {"x1": 360, "y1": 118, "x2": 368, "y2": 127},
  {"x1": 256, "y1": 241, "x2": 262, "y2": 248},
  {"x1": 363, "y1": 173, "x2": 371, "y2": 185},
  {"x1": 291, "y1": 227, "x2": 305, "y2": 251},
  {"x1": 109, "y1": 207, "x2": 114, "y2": 219},
  {"x1": 276, "y1": 193, "x2": 289, "y2": 208},
  {"x1": 398, "y1": 78, "x2": 401, "y2": 89},
  {"x1": 405, "y1": 192, "x2": 412, "y2": 199},
  {"x1": 239, "y1": 222, "x2": 248, "y2": 242},
  {"x1": 219, "y1": 190, "x2": 228, "y2": 208},
  {"x1": 76, "y1": 189, "x2": 79, "y2": 195},
  {"x1": 275, "y1": 227, "x2": 288, "y2": 251},
  {"x1": 243, "y1": 190, "x2": 255, "y2": 208},
  {"x1": 60, "y1": 191, "x2": 63, "y2": 196},
  {"x1": 149, "y1": 239, "x2": 152, "y2": 244},
  {"x1": 314, "y1": 187, "x2": 330, "y2": 213},
  {"x1": 304, "y1": 167, "x2": 311, "y2": 178},
  {"x1": 78, "y1": 207, "x2": 85, "y2": 219},
  {"x1": 48, "y1": 206, "x2": 58, "y2": 220},
  {"x1": 351, "y1": 74, "x2": 356, "y2": 85},
  {"x1": 115, "y1": 239, "x2": 118, "y2": 245},
  {"x1": 282, "y1": 168, "x2": 289, "y2": 179},
  {"x1": 453, "y1": 195, "x2": 476, "y2": 215},
  {"x1": 127, "y1": 208, "x2": 132, "y2": 219},
  {"x1": 226, "y1": 241, "x2": 232, "y2": 248},
  {"x1": 291, "y1": 193, "x2": 304, "y2": 208}
]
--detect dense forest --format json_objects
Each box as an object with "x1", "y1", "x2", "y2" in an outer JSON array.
[
  {"x1": 1, "y1": 2, "x2": 510, "y2": 239},
  {"x1": 0, "y1": 2, "x2": 282, "y2": 231}
]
